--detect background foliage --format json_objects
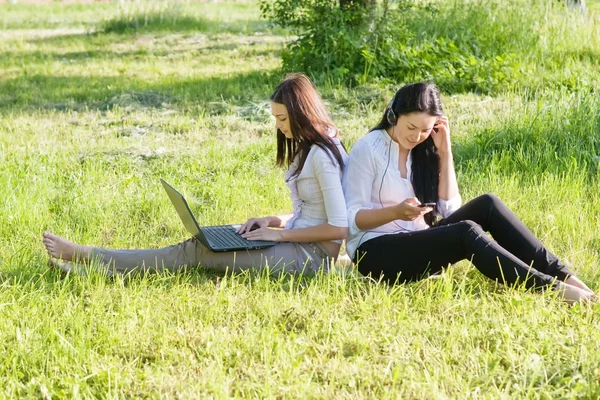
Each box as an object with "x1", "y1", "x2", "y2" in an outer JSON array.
[{"x1": 261, "y1": 0, "x2": 600, "y2": 93}]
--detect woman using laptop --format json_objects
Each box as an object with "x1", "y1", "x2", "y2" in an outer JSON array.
[
  {"x1": 342, "y1": 82, "x2": 595, "y2": 304},
  {"x1": 43, "y1": 73, "x2": 349, "y2": 275}
]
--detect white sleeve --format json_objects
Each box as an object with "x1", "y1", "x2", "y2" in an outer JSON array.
[
  {"x1": 438, "y1": 194, "x2": 462, "y2": 218},
  {"x1": 342, "y1": 140, "x2": 375, "y2": 233},
  {"x1": 311, "y1": 148, "x2": 348, "y2": 228}
]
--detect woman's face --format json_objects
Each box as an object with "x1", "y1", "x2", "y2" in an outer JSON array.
[
  {"x1": 271, "y1": 102, "x2": 292, "y2": 139},
  {"x1": 390, "y1": 112, "x2": 439, "y2": 150}
]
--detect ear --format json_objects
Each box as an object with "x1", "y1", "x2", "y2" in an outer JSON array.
[
  {"x1": 386, "y1": 96, "x2": 398, "y2": 125},
  {"x1": 386, "y1": 107, "x2": 397, "y2": 126}
]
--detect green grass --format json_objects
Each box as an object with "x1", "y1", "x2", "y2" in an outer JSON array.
[{"x1": 1, "y1": 1, "x2": 600, "y2": 398}]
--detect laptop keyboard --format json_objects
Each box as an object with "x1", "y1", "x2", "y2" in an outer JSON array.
[{"x1": 203, "y1": 225, "x2": 265, "y2": 248}]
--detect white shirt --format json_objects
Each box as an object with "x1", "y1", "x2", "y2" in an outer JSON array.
[
  {"x1": 343, "y1": 129, "x2": 462, "y2": 257},
  {"x1": 285, "y1": 138, "x2": 348, "y2": 244}
]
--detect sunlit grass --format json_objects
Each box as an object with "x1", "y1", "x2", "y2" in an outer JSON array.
[{"x1": 1, "y1": 1, "x2": 600, "y2": 398}]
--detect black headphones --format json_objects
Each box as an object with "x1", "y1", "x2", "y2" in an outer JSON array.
[
  {"x1": 353, "y1": 90, "x2": 407, "y2": 257},
  {"x1": 386, "y1": 95, "x2": 399, "y2": 126}
]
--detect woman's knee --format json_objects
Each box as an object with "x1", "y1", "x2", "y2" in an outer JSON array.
[
  {"x1": 456, "y1": 219, "x2": 484, "y2": 236},
  {"x1": 475, "y1": 193, "x2": 504, "y2": 210},
  {"x1": 477, "y1": 193, "x2": 499, "y2": 205}
]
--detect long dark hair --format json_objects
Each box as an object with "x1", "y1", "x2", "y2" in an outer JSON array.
[
  {"x1": 370, "y1": 82, "x2": 443, "y2": 226},
  {"x1": 270, "y1": 73, "x2": 346, "y2": 178}
]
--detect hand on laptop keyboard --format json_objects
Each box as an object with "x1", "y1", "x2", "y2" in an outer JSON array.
[
  {"x1": 237, "y1": 217, "x2": 271, "y2": 234},
  {"x1": 240, "y1": 227, "x2": 283, "y2": 242}
]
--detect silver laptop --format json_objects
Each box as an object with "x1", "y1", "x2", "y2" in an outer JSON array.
[{"x1": 161, "y1": 179, "x2": 276, "y2": 252}]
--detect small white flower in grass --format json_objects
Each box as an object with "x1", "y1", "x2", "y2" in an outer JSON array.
[
  {"x1": 526, "y1": 353, "x2": 542, "y2": 369},
  {"x1": 40, "y1": 383, "x2": 51, "y2": 400},
  {"x1": 547, "y1": 214, "x2": 555, "y2": 223}
]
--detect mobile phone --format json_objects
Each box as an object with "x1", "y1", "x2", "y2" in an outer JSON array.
[{"x1": 419, "y1": 202, "x2": 436, "y2": 208}]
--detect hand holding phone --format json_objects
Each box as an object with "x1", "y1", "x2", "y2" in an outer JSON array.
[{"x1": 418, "y1": 202, "x2": 436, "y2": 208}]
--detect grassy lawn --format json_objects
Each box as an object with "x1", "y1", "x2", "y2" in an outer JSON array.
[{"x1": 1, "y1": 1, "x2": 600, "y2": 398}]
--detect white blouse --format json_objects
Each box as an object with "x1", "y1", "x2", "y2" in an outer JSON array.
[
  {"x1": 285, "y1": 138, "x2": 348, "y2": 244},
  {"x1": 343, "y1": 129, "x2": 462, "y2": 257}
]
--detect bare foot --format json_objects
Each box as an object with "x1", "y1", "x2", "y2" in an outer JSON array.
[
  {"x1": 42, "y1": 232, "x2": 91, "y2": 262},
  {"x1": 335, "y1": 254, "x2": 353, "y2": 268},
  {"x1": 48, "y1": 257, "x2": 75, "y2": 274},
  {"x1": 565, "y1": 275, "x2": 595, "y2": 294},
  {"x1": 555, "y1": 282, "x2": 595, "y2": 305}
]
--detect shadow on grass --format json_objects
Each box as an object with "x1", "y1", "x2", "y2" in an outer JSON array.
[
  {"x1": 1, "y1": 44, "x2": 277, "y2": 67},
  {"x1": 0, "y1": 69, "x2": 282, "y2": 112},
  {"x1": 101, "y1": 14, "x2": 271, "y2": 35}
]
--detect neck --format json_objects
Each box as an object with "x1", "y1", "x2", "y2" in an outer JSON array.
[{"x1": 385, "y1": 127, "x2": 397, "y2": 143}]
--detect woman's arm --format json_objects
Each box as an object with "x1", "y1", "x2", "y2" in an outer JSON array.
[
  {"x1": 434, "y1": 117, "x2": 459, "y2": 201},
  {"x1": 438, "y1": 151, "x2": 459, "y2": 201},
  {"x1": 267, "y1": 213, "x2": 293, "y2": 228},
  {"x1": 355, "y1": 200, "x2": 430, "y2": 230},
  {"x1": 237, "y1": 213, "x2": 292, "y2": 234},
  {"x1": 280, "y1": 223, "x2": 347, "y2": 242},
  {"x1": 243, "y1": 148, "x2": 349, "y2": 242}
]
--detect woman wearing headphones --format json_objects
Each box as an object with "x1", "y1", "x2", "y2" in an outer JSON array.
[
  {"x1": 342, "y1": 82, "x2": 594, "y2": 304},
  {"x1": 43, "y1": 73, "x2": 349, "y2": 276}
]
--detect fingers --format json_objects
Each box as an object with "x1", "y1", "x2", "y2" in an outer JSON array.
[
  {"x1": 237, "y1": 218, "x2": 257, "y2": 234},
  {"x1": 241, "y1": 227, "x2": 266, "y2": 240},
  {"x1": 406, "y1": 208, "x2": 432, "y2": 221},
  {"x1": 404, "y1": 197, "x2": 420, "y2": 206},
  {"x1": 237, "y1": 217, "x2": 270, "y2": 234},
  {"x1": 406, "y1": 208, "x2": 423, "y2": 220},
  {"x1": 403, "y1": 198, "x2": 435, "y2": 220},
  {"x1": 435, "y1": 116, "x2": 450, "y2": 132}
]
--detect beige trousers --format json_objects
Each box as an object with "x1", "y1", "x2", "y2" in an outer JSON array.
[{"x1": 89, "y1": 238, "x2": 333, "y2": 276}]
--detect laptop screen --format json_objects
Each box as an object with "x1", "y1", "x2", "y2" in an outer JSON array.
[{"x1": 160, "y1": 180, "x2": 202, "y2": 238}]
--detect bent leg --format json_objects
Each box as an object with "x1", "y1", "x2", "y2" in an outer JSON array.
[
  {"x1": 355, "y1": 220, "x2": 559, "y2": 288},
  {"x1": 439, "y1": 194, "x2": 572, "y2": 281}
]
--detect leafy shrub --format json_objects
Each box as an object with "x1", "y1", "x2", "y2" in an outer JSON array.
[
  {"x1": 261, "y1": 0, "x2": 597, "y2": 93},
  {"x1": 260, "y1": 0, "x2": 389, "y2": 83}
]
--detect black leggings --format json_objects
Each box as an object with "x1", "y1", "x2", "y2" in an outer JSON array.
[{"x1": 354, "y1": 194, "x2": 572, "y2": 288}]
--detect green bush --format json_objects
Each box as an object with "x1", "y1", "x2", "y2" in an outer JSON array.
[
  {"x1": 261, "y1": 0, "x2": 598, "y2": 93},
  {"x1": 260, "y1": 0, "x2": 388, "y2": 83}
]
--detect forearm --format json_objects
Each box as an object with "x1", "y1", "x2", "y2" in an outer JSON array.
[
  {"x1": 267, "y1": 213, "x2": 293, "y2": 228},
  {"x1": 279, "y1": 223, "x2": 348, "y2": 243},
  {"x1": 438, "y1": 150, "x2": 459, "y2": 201},
  {"x1": 355, "y1": 207, "x2": 399, "y2": 231}
]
